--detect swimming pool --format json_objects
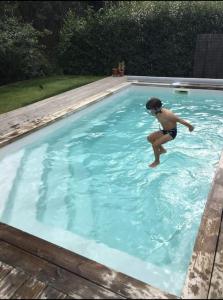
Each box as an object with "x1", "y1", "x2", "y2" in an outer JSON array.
[{"x1": 0, "y1": 85, "x2": 222, "y2": 296}]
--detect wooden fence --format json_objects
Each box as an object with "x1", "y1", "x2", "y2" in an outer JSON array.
[{"x1": 193, "y1": 34, "x2": 223, "y2": 78}]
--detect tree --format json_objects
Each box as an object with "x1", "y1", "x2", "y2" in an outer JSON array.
[{"x1": 0, "y1": 16, "x2": 49, "y2": 84}]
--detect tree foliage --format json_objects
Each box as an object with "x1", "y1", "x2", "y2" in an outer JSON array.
[
  {"x1": 0, "y1": 16, "x2": 49, "y2": 84},
  {"x1": 58, "y1": 1, "x2": 223, "y2": 77},
  {"x1": 1, "y1": 1, "x2": 223, "y2": 84}
]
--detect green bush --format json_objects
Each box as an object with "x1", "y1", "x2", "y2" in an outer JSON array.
[
  {"x1": 58, "y1": 1, "x2": 223, "y2": 77},
  {"x1": 0, "y1": 17, "x2": 50, "y2": 84}
]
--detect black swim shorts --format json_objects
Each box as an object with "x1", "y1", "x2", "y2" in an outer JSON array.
[{"x1": 162, "y1": 127, "x2": 177, "y2": 139}]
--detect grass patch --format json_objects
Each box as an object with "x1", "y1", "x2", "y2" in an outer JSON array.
[{"x1": 0, "y1": 75, "x2": 105, "y2": 114}]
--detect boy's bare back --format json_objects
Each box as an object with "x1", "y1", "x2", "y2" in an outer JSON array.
[{"x1": 155, "y1": 108, "x2": 178, "y2": 130}]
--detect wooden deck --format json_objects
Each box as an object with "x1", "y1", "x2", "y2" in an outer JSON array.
[
  {"x1": 0, "y1": 76, "x2": 128, "y2": 138},
  {"x1": 0, "y1": 77, "x2": 223, "y2": 298},
  {"x1": 208, "y1": 212, "x2": 223, "y2": 299},
  {"x1": 0, "y1": 223, "x2": 177, "y2": 299},
  {"x1": 0, "y1": 218, "x2": 223, "y2": 299}
]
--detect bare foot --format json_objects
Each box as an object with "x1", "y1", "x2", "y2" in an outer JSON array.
[
  {"x1": 159, "y1": 148, "x2": 167, "y2": 155},
  {"x1": 149, "y1": 161, "x2": 160, "y2": 168}
]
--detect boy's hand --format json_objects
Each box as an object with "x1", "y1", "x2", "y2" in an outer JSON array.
[{"x1": 189, "y1": 125, "x2": 194, "y2": 132}]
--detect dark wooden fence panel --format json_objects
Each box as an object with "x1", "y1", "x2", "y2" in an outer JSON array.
[{"x1": 193, "y1": 34, "x2": 223, "y2": 78}]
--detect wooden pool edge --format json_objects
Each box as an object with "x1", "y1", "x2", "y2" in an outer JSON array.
[
  {"x1": 0, "y1": 223, "x2": 178, "y2": 299},
  {"x1": 131, "y1": 81, "x2": 223, "y2": 90},
  {"x1": 0, "y1": 79, "x2": 223, "y2": 298},
  {"x1": 0, "y1": 81, "x2": 131, "y2": 149},
  {"x1": 181, "y1": 152, "x2": 223, "y2": 299}
]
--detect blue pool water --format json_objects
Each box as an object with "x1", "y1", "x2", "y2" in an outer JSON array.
[{"x1": 0, "y1": 86, "x2": 223, "y2": 296}]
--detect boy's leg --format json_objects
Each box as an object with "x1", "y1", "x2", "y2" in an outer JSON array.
[
  {"x1": 147, "y1": 131, "x2": 167, "y2": 154},
  {"x1": 149, "y1": 134, "x2": 173, "y2": 168},
  {"x1": 150, "y1": 144, "x2": 161, "y2": 168},
  {"x1": 159, "y1": 145, "x2": 167, "y2": 154}
]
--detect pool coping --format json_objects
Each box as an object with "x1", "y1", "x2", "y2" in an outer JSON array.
[
  {"x1": 182, "y1": 152, "x2": 223, "y2": 299},
  {"x1": 0, "y1": 223, "x2": 178, "y2": 299},
  {"x1": 0, "y1": 77, "x2": 223, "y2": 298},
  {"x1": 0, "y1": 81, "x2": 131, "y2": 148}
]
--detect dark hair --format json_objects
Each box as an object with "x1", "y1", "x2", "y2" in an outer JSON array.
[{"x1": 146, "y1": 98, "x2": 162, "y2": 110}]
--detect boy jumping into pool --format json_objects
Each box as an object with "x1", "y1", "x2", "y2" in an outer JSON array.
[{"x1": 146, "y1": 97, "x2": 194, "y2": 168}]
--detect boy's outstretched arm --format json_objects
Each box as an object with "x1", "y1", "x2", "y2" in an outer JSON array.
[{"x1": 173, "y1": 114, "x2": 194, "y2": 132}]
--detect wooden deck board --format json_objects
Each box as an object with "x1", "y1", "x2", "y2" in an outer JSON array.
[
  {"x1": 0, "y1": 263, "x2": 13, "y2": 281},
  {"x1": 1, "y1": 215, "x2": 223, "y2": 299},
  {"x1": 0, "y1": 77, "x2": 127, "y2": 137},
  {"x1": 0, "y1": 223, "x2": 177, "y2": 299},
  {"x1": 0, "y1": 240, "x2": 122, "y2": 299},
  {"x1": 38, "y1": 286, "x2": 69, "y2": 299},
  {"x1": 0, "y1": 267, "x2": 29, "y2": 299},
  {"x1": 12, "y1": 277, "x2": 46, "y2": 299},
  {"x1": 208, "y1": 213, "x2": 223, "y2": 299}
]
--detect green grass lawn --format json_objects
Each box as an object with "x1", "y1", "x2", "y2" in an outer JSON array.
[{"x1": 0, "y1": 75, "x2": 105, "y2": 114}]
